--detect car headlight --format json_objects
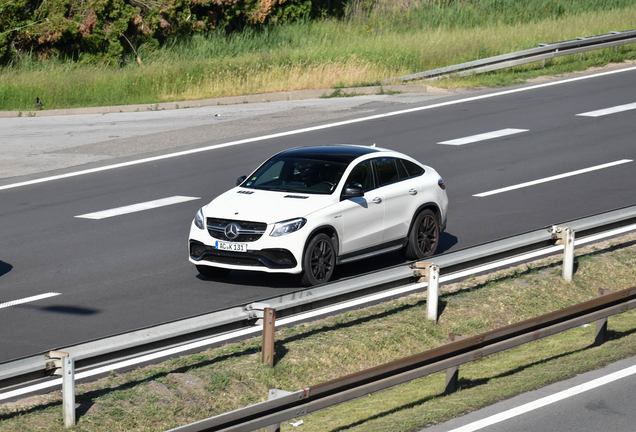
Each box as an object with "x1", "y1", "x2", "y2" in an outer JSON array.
[
  {"x1": 194, "y1": 208, "x2": 205, "y2": 230},
  {"x1": 270, "y1": 218, "x2": 307, "y2": 237}
]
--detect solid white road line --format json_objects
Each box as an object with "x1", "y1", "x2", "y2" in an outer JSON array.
[
  {"x1": 1, "y1": 66, "x2": 636, "y2": 192},
  {"x1": 0, "y1": 293, "x2": 61, "y2": 309},
  {"x1": 447, "y1": 363, "x2": 636, "y2": 432},
  {"x1": 577, "y1": 102, "x2": 636, "y2": 117},
  {"x1": 474, "y1": 159, "x2": 633, "y2": 197},
  {"x1": 437, "y1": 128, "x2": 529, "y2": 145},
  {"x1": 75, "y1": 196, "x2": 200, "y2": 219},
  {"x1": 3, "y1": 222, "x2": 636, "y2": 402}
]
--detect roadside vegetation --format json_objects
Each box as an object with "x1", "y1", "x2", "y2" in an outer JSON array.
[
  {"x1": 1, "y1": 0, "x2": 636, "y2": 110},
  {"x1": 1, "y1": 232, "x2": 636, "y2": 431}
]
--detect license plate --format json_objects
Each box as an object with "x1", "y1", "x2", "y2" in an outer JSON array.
[{"x1": 215, "y1": 241, "x2": 247, "y2": 252}]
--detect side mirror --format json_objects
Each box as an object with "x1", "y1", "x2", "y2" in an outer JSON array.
[
  {"x1": 236, "y1": 175, "x2": 247, "y2": 186},
  {"x1": 342, "y1": 185, "x2": 364, "y2": 199}
]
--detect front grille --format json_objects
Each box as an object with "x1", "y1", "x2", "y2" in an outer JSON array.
[{"x1": 206, "y1": 218, "x2": 267, "y2": 242}]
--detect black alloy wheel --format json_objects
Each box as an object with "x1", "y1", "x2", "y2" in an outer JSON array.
[
  {"x1": 301, "y1": 233, "x2": 336, "y2": 286},
  {"x1": 404, "y1": 209, "x2": 440, "y2": 260}
]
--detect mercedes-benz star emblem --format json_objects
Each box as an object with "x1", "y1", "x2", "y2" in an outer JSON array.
[{"x1": 225, "y1": 222, "x2": 240, "y2": 240}]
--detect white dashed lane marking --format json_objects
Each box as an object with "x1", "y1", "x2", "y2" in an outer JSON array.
[
  {"x1": 437, "y1": 128, "x2": 529, "y2": 145},
  {"x1": 577, "y1": 102, "x2": 636, "y2": 117},
  {"x1": 0, "y1": 293, "x2": 61, "y2": 309},
  {"x1": 474, "y1": 159, "x2": 633, "y2": 197},
  {"x1": 75, "y1": 196, "x2": 200, "y2": 220}
]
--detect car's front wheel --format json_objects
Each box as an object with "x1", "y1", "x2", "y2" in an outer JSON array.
[
  {"x1": 404, "y1": 209, "x2": 440, "y2": 260},
  {"x1": 301, "y1": 233, "x2": 336, "y2": 286},
  {"x1": 196, "y1": 265, "x2": 231, "y2": 279}
]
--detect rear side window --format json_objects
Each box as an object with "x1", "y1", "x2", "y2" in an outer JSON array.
[
  {"x1": 374, "y1": 157, "x2": 400, "y2": 186},
  {"x1": 401, "y1": 159, "x2": 425, "y2": 178}
]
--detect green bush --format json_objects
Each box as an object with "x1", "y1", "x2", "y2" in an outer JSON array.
[
  {"x1": 0, "y1": 0, "x2": 338, "y2": 65},
  {"x1": 0, "y1": 0, "x2": 633, "y2": 68}
]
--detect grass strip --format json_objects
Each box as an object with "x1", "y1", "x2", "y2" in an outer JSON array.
[
  {"x1": 2, "y1": 6, "x2": 636, "y2": 111},
  {"x1": 1, "y1": 233, "x2": 635, "y2": 431}
]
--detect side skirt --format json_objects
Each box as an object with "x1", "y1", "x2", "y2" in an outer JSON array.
[{"x1": 337, "y1": 239, "x2": 407, "y2": 265}]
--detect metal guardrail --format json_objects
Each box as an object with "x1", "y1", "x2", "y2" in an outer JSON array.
[
  {"x1": 169, "y1": 285, "x2": 636, "y2": 432},
  {"x1": 1, "y1": 204, "x2": 636, "y2": 402},
  {"x1": 381, "y1": 29, "x2": 636, "y2": 83}
]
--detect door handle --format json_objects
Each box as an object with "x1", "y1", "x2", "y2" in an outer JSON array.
[
  {"x1": 372, "y1": 197, "x2": 382, "y2": 204},
  {"x1": 409, "y1": 189, "x2": 418, "y2": 195}
]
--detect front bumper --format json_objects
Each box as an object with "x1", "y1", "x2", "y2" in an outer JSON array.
[
  {"x1": 188, "y1": 220, "x2": 305, "y2": 274},
  {"x1": 190, "y1": 241, "x2": 297, "y2": 269}
]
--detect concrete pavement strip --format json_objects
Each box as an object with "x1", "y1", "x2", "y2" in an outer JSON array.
[
  {"x1": 0, "y1": 85, "x2": 447, "y2": 118},
  {"x1": 0, "y1": 85, "x2": 455, "y2": 181}
]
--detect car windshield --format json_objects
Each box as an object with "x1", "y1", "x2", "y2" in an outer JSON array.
[{"x1": 242, "y1": 157, "x2": 348, "y2": 195}]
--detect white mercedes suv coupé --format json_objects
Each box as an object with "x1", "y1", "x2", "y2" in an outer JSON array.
[{"x1": 189, "y1": 145, "x2": 448, "y2": 286}]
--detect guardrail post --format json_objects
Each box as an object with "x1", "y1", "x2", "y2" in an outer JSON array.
[
  {"x1": 62, "y1": 356, "x2": 76, "y2": 427},
  {"x1": 262, "y1": 308, "x2": 276, "y2": 367},
  {"x1": 594, "y1": 289, "x2": 613, "y2": 346},
  {"x1": 551, "y1": 225, "x2": 575, "y2": 282},
  {"x1": 46, "y1": 351, "x2": 75, "y2": 427},
  {"x1": 413, "y1": 262, "x2": 440, "y2": 323},
  {"x1": 562, "y1": 227, "x2": 575, "y2": 282},
  {"x1": 445, "y1": 334, "x2": 467, "y2": 394}
]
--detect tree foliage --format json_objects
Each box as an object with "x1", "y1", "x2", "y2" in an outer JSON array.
[{"x1": 0, "y1": 0, "x2": 338, "y2": 65}]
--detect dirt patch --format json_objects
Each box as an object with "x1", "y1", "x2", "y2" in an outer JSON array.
[
  {"x1": 137, "y1": 381, "x2": 174, "y2": 408},
  {"x1": 168, "y1": 373, "x2": 207, "y2": 398},
  {"x1": 0, "y1": 393, "x2": 55, "y2": 412}
]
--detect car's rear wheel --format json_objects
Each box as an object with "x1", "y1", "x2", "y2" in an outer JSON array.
[
  {"x1": 301, "y1": 233, "x2": 336, "y2": 286},
  {"x1": 196, "y1": 265, "x2": 231, "y2": 279},
  {"x1": 404, "y1": 209, "x2": 440, "y2": 260}
]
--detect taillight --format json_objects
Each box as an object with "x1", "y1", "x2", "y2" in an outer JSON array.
[{"x1": 438, "y1": 178, "x2": 446, "y2": 190}]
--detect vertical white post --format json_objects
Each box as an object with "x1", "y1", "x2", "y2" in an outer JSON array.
[
  {"x1": 427, "y1": 264, "x2": 440, "y2": 323},
  {"x1": 562, "y1": 227, "x2": 575, "y2": 282},
  {"x1": 62, "y1": 356, "x2": 75, "y2": 427}
]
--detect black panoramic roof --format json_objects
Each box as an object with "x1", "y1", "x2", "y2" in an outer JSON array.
[{"x1": 276, "y1": 145, "x2": 380, "y2": 164}]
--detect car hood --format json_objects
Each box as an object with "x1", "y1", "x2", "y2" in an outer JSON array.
[{"x1": 204, "y1": 188, "x2": 336, "y2": 224}]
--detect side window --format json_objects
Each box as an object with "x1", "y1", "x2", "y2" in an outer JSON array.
[
  {"x1": 374, "y1": 157, "x2": 400, "y2": 186},
  {"x1": 401, "y1": 159, "x2": 425, "y2": 178},
  {"x1": 344, "y1": 160, "x2": 374, "y2": 191}
]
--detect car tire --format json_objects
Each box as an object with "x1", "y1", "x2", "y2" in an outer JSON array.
[
  {"x1": 300, "y1": 233, "x2": 336, "y2": 286},
  {"x1": 404, "y1": 209, "x2": 440, "y2": 260},
  {"x1": 196, "y1": 265, "x2": 231, "y2": 279}
]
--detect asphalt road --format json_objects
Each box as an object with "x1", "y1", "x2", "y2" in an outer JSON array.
[
  {"x1": 423, "y1": 354, "x2": 636, "y2": 432},
  {"x1": 1, "y1": 66, "x2": 635, "y2": 363}
]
